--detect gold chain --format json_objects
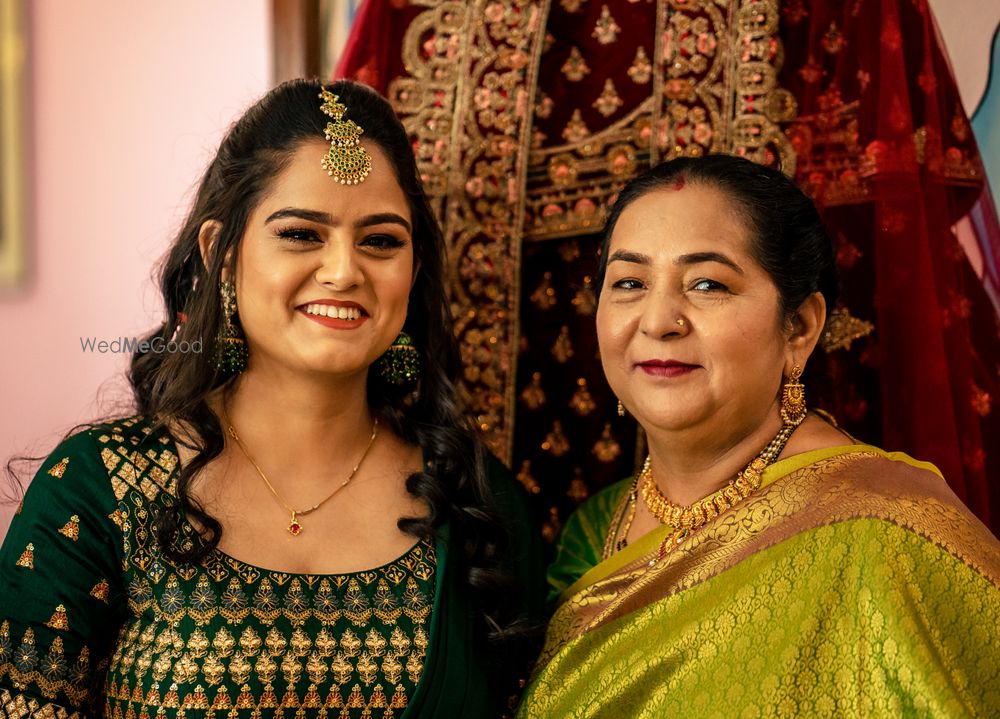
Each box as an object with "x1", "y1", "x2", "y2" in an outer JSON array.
[{"x1": 226, "y1": 414, "x2": 379, "y2": 536}]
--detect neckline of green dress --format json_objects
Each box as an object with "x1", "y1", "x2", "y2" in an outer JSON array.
[{"x1": 148, "y1": 416, "x2": 434, "y2": 581}]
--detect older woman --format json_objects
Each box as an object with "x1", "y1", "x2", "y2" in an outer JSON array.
[
  {"x1": 518, "y1": 155, "x2": 1000, "y2": 717},
  {"x1": 0, "y1": 80, "x2": 541, "y2": 719}
]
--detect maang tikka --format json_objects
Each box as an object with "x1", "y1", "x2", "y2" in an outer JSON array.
[{"x1": 318, "y1": 88, "x2": 372, "y2": 185}]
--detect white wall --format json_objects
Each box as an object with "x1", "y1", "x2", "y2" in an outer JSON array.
[
  {"x1": 0, "y1": 1, "x2": 271, "y2": 534},
  {"x1": 928, "y1": 0, "x2": 1000, "y2": 116}
]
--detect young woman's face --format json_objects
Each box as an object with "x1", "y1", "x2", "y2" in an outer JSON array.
[
  {"x1": 596, "y1": 182, "x2": 791, "y2": 436},
  {"x1": 233, "y1": 139, "x2": 415, "y2": 381}
]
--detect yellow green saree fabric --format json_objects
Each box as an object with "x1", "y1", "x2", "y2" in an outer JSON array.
[{"x1": 519, "y1": 446, "x2": 1000, "y2": 718}]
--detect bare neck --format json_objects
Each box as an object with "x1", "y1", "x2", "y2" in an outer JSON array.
[
  {"x1": 214, "y1": 366, "x2": 376, "y2": 474},
  {"x1": 644, "y1": 405, "x2": 785, "y2": 506}
]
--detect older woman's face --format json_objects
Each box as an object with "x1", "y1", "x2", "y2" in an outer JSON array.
[
  {"x1": 597, "y1": 183, "x2": 789, "y2": 436},
  {"x1": 232, "y1": 139, "x2": 415, "y2": 380}
]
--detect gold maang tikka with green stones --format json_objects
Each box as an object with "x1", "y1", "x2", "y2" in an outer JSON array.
[{"x1": 318, "y1": 88, "x2": 372, "y2": 185}]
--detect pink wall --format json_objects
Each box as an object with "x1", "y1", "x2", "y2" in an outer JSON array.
[{"x1": 0, "y1": 1, "x2": 270, "y2": 534}]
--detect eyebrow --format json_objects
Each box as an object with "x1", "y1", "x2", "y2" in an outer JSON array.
[
  {"x1": 607, "y1": 249, "x2": 652, "y2": 265},
  {"x1": 607, "y1": 249, "x2": 744, "y2": 274},
  {"x1": 676, "y1": 251, "x2": 744, "y2": 274},
  {"x1": 264, "y1": 208, "x2": 412, "y2": 233}
]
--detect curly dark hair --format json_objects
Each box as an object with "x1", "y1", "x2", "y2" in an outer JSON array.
[{"x1": 127, "y1": 79, "x2": 520, "y2": 645}]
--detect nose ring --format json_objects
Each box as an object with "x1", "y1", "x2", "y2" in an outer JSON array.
[{"x1": 676, "y1": 317, "x2": 686, "y2": 327}]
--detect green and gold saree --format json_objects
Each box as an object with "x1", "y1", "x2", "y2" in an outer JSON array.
[{"x1": 519, "y1": 446, "x2": 1000, "y2": 718}]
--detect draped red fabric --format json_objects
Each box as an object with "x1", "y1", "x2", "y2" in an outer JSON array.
[
  {"x1": 336, "y1": 0, "x2": 1000, "y2": 533},
  {"x1": 780, "y1": 0, "x2": 1000, "y2": 526}
]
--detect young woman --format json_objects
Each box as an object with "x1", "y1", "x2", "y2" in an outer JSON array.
[{"x1": 0, "y1": 80, "x2": 542, "y2": 719}]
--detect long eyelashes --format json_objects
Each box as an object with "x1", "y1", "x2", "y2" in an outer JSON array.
[
  {"x1": 274, "y1": 228, "x2": 408, "y2": 251},
  {"x1": 360, "y1": 234, "x2": 407, "y2": 250},
  {"x1": 276, "y1": 227, "x2": 321, "y2": 243}
]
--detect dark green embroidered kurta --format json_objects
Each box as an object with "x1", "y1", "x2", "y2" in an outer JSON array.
[{"x1": 0, "y1": 416, "x2": 542, "y2": 718}]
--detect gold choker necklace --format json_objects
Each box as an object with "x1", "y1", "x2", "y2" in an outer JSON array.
[
  {"x1": 640, "y1": 420, "x2": 798, "y2": 532},
  {"x1": 226, "y1": 416, "x2": 379, "y2": 536},
  {"x1": 603, "y1": 417, "x2": 801, "y2": 560}
]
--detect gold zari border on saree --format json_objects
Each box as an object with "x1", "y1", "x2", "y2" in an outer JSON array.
[{"x1": 538, "y1": 451, "x2": 1000, "y2": 671}]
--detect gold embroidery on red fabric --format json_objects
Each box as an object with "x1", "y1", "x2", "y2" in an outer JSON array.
[
  {"x1": 386, "y1": 0, "x2": 550, "y2": 459},
  {"x1": 570, "y1": 377, "x2": 597, "y2": 416},
  {"x1": 592, "y1": 424, "x2": 622, "y2": 463},
  {"x1": 525, "y1": 0, "x2": 796, "y2": 246},
  {"x1": 520, "y1": 372, "x2": 546, "y2": 409},
  {"x1": 592, "y1": 5, "x2": 622, "y2": 44},
  {"x1": 561, "y1": 109, "x2": 591, "y2": 143},
  {"x1": 628, "y1": 46, "x2": 652, "y2": 84},
  {"x1": 594, "y1": 79, "x2": 624, "y2": 117},
  {"x1": 517, "y1": 460, "x2": 542, "y2": 495},
  {"x1": 561, "y1": 46, "x2": 591, "y2": 81},
  {"x1": 542, "y1": 421, "x2": 571, "y2": 457},
  {"x1": 820, "y1": 307, "x2": 874, "y2": 352}
]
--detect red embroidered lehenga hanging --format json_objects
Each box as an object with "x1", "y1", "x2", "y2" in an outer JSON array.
[{"x1": 337, "y1": 0, "x2": 1000, "y2": 535}]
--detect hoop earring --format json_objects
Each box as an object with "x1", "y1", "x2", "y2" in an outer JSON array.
[
  {"x1": 213, "y1": 280, "x2": 248, "y2": 374},
  {"x1": 377, "y1": 331, "x2": 421, "y2": 385},
  {"x1": 780, "y1": 365, "x2": 807, "y2": 425}
]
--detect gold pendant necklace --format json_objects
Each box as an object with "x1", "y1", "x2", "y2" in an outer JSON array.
[{"x1": 226, "y1": 415, "x2": 379, "y2": 536}]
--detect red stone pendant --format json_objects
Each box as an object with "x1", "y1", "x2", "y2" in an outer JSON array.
[{"x1": 288, "y1": 514, "x2": 303, "y2": 536}]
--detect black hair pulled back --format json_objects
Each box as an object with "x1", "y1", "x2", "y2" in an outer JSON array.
[{"x1": 596, "y1": 154, "x2": 839, "y2": 319}]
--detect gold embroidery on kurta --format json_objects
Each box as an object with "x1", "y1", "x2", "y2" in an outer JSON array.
[
  {"x1": 15, "y1": 543, "x2": 34, "y2": 569},
  {"x1": 47, "y1": 457, "x2": 69, "y2": 478},
  {"x1": 0, "y1": 689, "x2": 85, "y2": 719},
  {"x1": 57, "y1": 515, "x2": 80, "y2": 541},
  {"x1": 89, "y1": 578, "x2": 111, "y2": 603},
  {"x1": 44, "y1": 605, "x2": 68, "y2": 631}
]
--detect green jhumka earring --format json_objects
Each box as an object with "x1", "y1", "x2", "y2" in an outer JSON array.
[
  {"x1": 377, "y1": 332, "x2": 420, "y2": 385},
  {"x1": 213, "y1": 280, "x2": 248, "y2": 374}
]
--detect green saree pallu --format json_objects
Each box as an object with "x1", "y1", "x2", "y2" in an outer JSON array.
[
  {"x1": 519, "y1": 446, "x2": 1000, "y2": 718},
  {"x1": 0, "y1": 417, "x2": 543, "y2": 718}
]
